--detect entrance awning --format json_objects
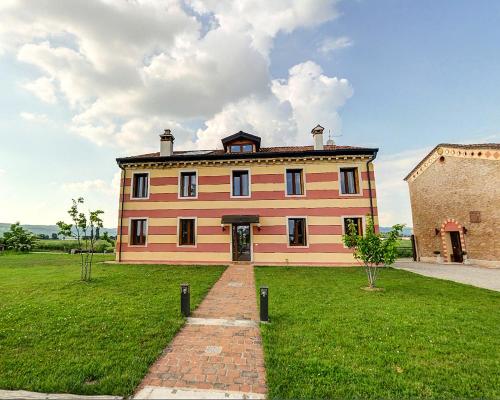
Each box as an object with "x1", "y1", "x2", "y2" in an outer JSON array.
[{"x1": 221, "y1": 215, "x2": 260, "y2": 224}]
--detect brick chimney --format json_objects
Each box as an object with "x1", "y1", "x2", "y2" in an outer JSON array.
[
  {"x1": 160, "y1": 129, "x2": 174, "y2": 156},
  {"x1": 311, "y1": 124, "x2": 324, "y2": 150}
]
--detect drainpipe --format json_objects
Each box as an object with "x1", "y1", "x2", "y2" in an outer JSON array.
[
  {"x1": 366, "y1": 150, "x2": 378, "y2": 223},
  {"x1": 118, "y1": 164, "x2": 126, "y2": 262}
]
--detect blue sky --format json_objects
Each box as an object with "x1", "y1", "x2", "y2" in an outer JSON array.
[{"x1": 0, "y1": 0, "x2": 499, "y2": 228}]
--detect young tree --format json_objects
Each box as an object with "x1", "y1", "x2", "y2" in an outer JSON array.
[
  {"x1": 2, "y1": 222, "x2": 38, "y2": 252},
  {"x1": 343, "y1": 217, "x2": 404, "y2": 289},
  {"x1": 57, "y1": 198, "x2": 104, "y2": 281}
]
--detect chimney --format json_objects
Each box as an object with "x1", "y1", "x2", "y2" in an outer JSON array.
[
  {"x1": 311, "y1": 124, "x2": 324, "y2": 150},
  {"x1": 160, "y1": 129, "x2": 175, "y2": 156}
]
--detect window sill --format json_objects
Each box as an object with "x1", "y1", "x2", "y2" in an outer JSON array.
[
  {"x1": 339, "y1": 192, "x2": 362, "y2": 197},
  {"x1": 130, "y1": 196, "x2": 150, "y2": 200}
]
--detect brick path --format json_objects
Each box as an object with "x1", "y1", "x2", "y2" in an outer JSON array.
[{"x1": 134, "y1": 264, "x2": 267, "y2": 399}]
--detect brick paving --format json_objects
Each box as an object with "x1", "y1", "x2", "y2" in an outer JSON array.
[{"x1": 135, "y1": 264, "x2": 267, "y2": 398}]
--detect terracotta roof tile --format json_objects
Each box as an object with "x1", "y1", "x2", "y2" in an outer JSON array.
[{"x1": 126, "y1": 144, "x2": 362, "y2": 160}]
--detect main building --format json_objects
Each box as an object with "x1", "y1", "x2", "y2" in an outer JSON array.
[{"x1": 115, "y1": 125, "x2": 379, "y2": 266}]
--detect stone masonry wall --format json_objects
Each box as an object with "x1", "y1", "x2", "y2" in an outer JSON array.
[{"x1": 408, "y1": 155, "x2": 500, "y2": 264}]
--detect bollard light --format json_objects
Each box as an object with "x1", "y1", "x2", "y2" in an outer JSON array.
[
  {"x1": 180, "y1": 283, "x2": 190, "y2": 317},
  {"x1": 260, "y1": 286, "x2": 269, "y2": 322}
]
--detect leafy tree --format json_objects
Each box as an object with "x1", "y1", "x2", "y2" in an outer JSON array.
[
  {"x1": 2, "y1": 222, "x2": 38, "y2": 252},
  {"x1": 343, "y1": 216, "x2": 404, "y2": 289},
  {"x1": 51, "y1": 233, "x2": 58, "y2": 240},
  {"x1": 57, "y1": 198, "x2": 104, "y2": 281}
]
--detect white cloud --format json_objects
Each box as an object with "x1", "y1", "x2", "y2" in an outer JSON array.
[
  {"x1": 0, "y1": 0, "x2": 346, "y2": 155},
  {"x1": 19, "y1": 112, "x2": 51, "y2": 124},
  {"x1": 193, "y1": 61, "x2": 353, "y2": 149},
  {"x1": 21, "y1": 76, "x2": 57, "y2": 104},
  {"x1": 318, "y1": 36, "x2": 353, "y2": 54}
]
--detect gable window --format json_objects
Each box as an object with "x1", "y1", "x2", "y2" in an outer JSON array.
[
  {"x1": 232, "y1": 170, "x2": 250, "y2": 197},
  {"x1": 132, "y1": 173, "x2": 149, "y2": 198},
  {"x1": 179, "y1": 218, "x2": 196, "y2": 246},
  {"x1": 180, "y1": 171, "x2": 197, "y2": 198},
  {"x1": 230, "y1": 144, "x2": 253, "y2": 153},
  {"x1": 286, "y1": 169, "x2": 304, "y2": 196},
  {"x1": 343, "y1": 217, "x2": 363, "y2": 236},
  {"x1": 340, "y1": 167, "x2": 360, "y2": 195},
  {"x1": 130, "y1": 218, "x2": 147, "y2": 246},
  {"x1": 288, "y1": 218, "x2": 307, "y2": 246}
]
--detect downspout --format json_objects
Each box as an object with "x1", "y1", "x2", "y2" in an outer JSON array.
[
  {"x1": 118, "y1": 164, "x2": 126, "y2": 262},
  {"x1": 366, "y1": 150, "x2": 378, "y2": 223}
]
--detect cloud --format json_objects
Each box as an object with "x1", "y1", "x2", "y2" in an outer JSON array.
[
  {"x1": 21, "y1": 76, "x2": 57, "y2": 104},
  {"x1": 20, "y1": 112, "x2": 51, "y2": 124},
  {"x1": 193, "y1": 61, "x2": 353, "y2": 149},
  {"x1": 318, "y1": 36, "x2": 353, "y2": 55},
  {"x1": 1, "y1": 0, "x2": 347, "y2": 155}
]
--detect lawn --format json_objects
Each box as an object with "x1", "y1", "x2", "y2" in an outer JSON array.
[
  {"x1": 0, "y1": 253, "x2": 225, "y2": 396},
  {"x1": 255, "y1": 266, "x2": 500, "y2": 399}
]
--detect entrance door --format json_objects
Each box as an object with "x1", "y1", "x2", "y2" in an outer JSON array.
[
  {"x1": 449, "y1": 231, "x2": 463, "y2": 262},
  {"x1": 232, "y1": 224, "x2": 251, "y2": 261}
]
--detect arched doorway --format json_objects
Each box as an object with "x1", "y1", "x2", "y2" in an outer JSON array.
[{"x1": 440, "y1": 219, "x2": 466, "y2": 263}]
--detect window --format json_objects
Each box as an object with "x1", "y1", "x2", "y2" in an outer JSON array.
[
  {"x1": 343, "y1": 217, "x2": 363, "y2": 236},
  {"x1": 340, "y1": 167, "x2": 360, "y2": 195},
  {"x1": 232, "y1": 170, "x2": 250, "y2": 197},
  {"x1": 130, "y1": 219, "x2": 147, "y2": 245},
  {"x1": 132, "y1": 173, "x2": 149, "y2": 198},
  {"x1": 288, "y1": 218, "x2": 307, "y2": 246},
  {"x1": 230, "y1": 144, "x2": 253, "y2": 153},
  {"x1": 286, "y1": 169, "x2": 304, "y2": 195},
  {"x1": 179, "y1": 218, "x2": 195, "y2": 246},
  {"x1": 180, "y1": 172, "x2": 197, "y2": 198}
]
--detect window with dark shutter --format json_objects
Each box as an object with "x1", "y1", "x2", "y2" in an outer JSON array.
[
  {"x1": 130, "y1": 219, "x2": 147, "y2": 245},
  {"x1": 343, "y1": 217, "x2": 363, "y2": 236},
  {"x1": 286, "y1": 169, "x2": 304, "y2": 195},
  {"x1": 340, "y1": 168, "x2": 360, "y2": 194},
  {"x1": 179, "y1": 219, "x2": 195, "y2": 246},
  {"x1": 288, "y1": 218, "x2": 307, "y2": 246},
  {"x1": 180, "y1": 172, "x2": 197, "y2": 197},
  {"x1": 232, "y1": 170, "x2": 250, "y2": 196},
  {"x1": 132, "y1": 173, "x2": 149, "y2": 198}
]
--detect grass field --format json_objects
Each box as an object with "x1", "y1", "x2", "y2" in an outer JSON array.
[
  {"x1": 0, "y1": 253, "x2": 225, "y2": 396},
  {"x1": 34, "y1": 239, "x2": 115, "y2": 253},
  {"x1": 255, "y1": 266, "x2": 500, "y2": 399}
]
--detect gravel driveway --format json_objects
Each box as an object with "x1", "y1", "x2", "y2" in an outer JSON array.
[{"x1": 393, "y1": 261, "x2": 500, "y2": 292}]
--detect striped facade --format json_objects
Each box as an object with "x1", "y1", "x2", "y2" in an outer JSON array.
[{"x1": 116, "y1": 149, "x2": 379, "y2": 266}]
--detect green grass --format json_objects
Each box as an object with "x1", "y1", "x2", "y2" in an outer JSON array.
[
  {"x1": 255, "y1": 266, "x2": 500, "y2": 399},
  {"x1": 0, "y1": 253, "x2": 225, "y2": 396},
  {"x1": 34, "y1": 239, "x2": 114, "y2": 253}
]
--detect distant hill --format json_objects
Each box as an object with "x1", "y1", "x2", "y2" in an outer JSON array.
[
  {"x1": 380, "y1": 226, "x2": 413, "y2": 236},
  {"x1": 0, "y1": 223, "x2": 117, "y2": 237}
]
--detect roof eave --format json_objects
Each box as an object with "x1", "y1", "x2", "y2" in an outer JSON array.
[{"x1": 116, "y1": 147, "x2": 379, "y2": 165}]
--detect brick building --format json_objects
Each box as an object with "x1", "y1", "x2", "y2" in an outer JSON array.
[
  {"x1": 115, "y1": 126, "x2": 379, "y2": 266},
  {"x1": 405, "y1": 143, "x2": 500, "y2": 267}
]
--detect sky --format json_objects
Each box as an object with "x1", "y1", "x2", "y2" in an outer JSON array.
[{"x1": 0, "y1": 0, "x2": 499, "y2": 228}]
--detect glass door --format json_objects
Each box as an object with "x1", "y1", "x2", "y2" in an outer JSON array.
[{"x1": 232, "y1": 224, "x2": 251, "y2": 261}]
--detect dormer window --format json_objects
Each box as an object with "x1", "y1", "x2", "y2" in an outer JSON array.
[
  {"x1": 222, "y1": 131, "x2": 261, "y2": 154},
  {"x1": 230, "y1": 144, "x2": 253, "y2": 153}
]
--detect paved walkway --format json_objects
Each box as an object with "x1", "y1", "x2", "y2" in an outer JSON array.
[
  {"x1": 134, "y1": 264, "x2": 267, "y2": 399},
  {"x1": 0, "y1": 390, "x2": 121, "y2": 400},
  {"x1": 394, "y1": 261, "x2": 500, "y2": 292}
]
